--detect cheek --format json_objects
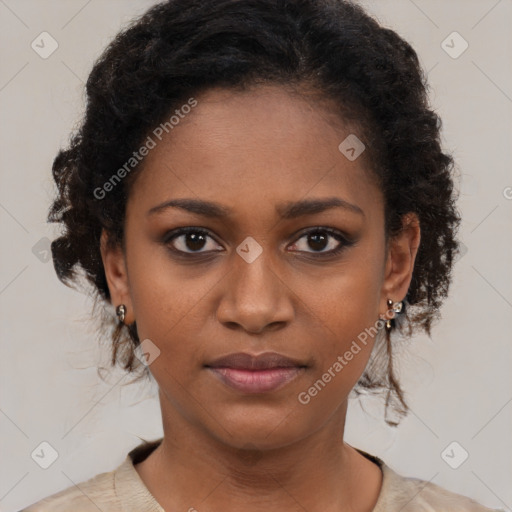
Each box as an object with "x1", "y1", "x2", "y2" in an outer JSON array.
[
  {"x1": 125, "y1": 243, "x2": 222, "y2": 369},
  {"x1": 301, "y1": 252, "x2": 382, "y2": 337},
  {"x1": 330, "y1": 271, "x2": 382, "y2": 346},
  {"x1": 126, "y1": 232, "x2": 189, "y2": 319},
  {"x1": 296, "y1": 256, "x2": 384, "y2": 393}
]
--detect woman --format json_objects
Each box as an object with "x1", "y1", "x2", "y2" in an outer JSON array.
[{"x1": 21, "y1": 0, "x2": 502, "y2": 510}]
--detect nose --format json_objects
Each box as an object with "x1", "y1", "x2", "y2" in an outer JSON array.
[{"x1": 215, "y1": 245, "x2": 294, "y2": 334}]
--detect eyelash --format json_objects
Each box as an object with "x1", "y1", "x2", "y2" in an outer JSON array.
[{"x1": 163, "y1": 226, "x2": 355, "y2": 258}]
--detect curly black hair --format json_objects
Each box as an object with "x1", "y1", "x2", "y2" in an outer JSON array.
[{"x1": 49, "y1": 0, "x2": 461, "y2": 425}]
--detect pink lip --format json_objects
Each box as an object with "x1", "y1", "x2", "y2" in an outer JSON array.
[
  {"x1": 206, "y1": 351, "x2": 306, "y2": 370},
  {"x1": 208, "y1": 367, "x2": 305, "y2": 393}
]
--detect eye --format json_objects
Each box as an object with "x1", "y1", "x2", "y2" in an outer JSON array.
[
  {"x1": 164, "y1": 227, "x2": 223, "y2": 254},
  {"x1": 288, "y1": 227, "x2": 353, "y2": 256},
  {"x1": 163, "y1": 226, "x2": 354, "y2": 258}
]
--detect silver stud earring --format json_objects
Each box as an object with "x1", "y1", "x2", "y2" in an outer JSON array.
[{"x1": 116, "y1": 304, "x2": 126, "y2": 324}]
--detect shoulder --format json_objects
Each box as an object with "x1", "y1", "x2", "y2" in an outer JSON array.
[
  {"x1": 354, "y1": 447, "x2": 502, "y2": 512},
  {"x1": 19, "y1": 465, "x2": 118, "y2": 512},
  {"x1": 377, "y1": 462, "x2": 503, "y2": 512},
  {"x1": 19, "y1": 439, "x2": 164, "y2": 512}
]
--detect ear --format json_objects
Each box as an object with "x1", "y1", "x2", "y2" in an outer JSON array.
[
  {"x1": 380, "y1": 213, "x2": 421, "y2": 313},
  {"x1": 100, "y1": 229, "x2": 134, "y2": 324}
]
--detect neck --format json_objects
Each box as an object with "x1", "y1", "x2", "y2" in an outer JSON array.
[{"x1": 134, "y1": 394, "x2": 383, "y2": 512}]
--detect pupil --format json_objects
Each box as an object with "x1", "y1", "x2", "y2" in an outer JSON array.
[
  {"x1": 309, "y1": 232, "x2": 327, "y2": 251},
  {"x1": 186, "y1": 233, "x2": 206, "y2": 251}
]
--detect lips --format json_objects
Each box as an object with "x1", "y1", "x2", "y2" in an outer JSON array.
[
  {"x1": 205, "y1": 352, "x2": 307, "y2": 394},
  {"x1": 205, "y1": 351, "x2": 306, "y2": 371}
]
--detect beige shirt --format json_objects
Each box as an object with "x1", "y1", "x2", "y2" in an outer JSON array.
[{"x1": 20, "y1": 438, "x2": 501, "y2": 512}]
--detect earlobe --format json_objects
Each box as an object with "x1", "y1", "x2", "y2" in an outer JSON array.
[
  {"x1": 100, "y1": 229, "x2": 134, "y2": 322},
  {"x1": 381, "y1": 213, "x2": 421, "y2": 309}
]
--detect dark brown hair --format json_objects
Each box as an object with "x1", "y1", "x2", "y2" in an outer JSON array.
[{"x1": 49, "y1": 0, "x2": 461, "y2": 425}]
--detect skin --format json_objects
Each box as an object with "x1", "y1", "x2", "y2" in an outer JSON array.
[{"x1": 101, "y1": 85, "x2": 420, "y2": 512}]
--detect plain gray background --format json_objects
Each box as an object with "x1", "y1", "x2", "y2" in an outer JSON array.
[{"x1": 1, "y1": 1, "x2": 511, "y2": 510}]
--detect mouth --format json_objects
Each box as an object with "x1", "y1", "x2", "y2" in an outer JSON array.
[{"x1": 205, "y1": 352, "x2": 308, "y2": 394}]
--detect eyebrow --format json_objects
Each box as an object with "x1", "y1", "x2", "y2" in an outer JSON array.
[{"x1": 147, "y1": 196, "x2": 365, "y2": 219}]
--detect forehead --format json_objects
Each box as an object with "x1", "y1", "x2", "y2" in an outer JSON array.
[{"x1": 128, "y1": 85, "x2": 382, "y2": 226}]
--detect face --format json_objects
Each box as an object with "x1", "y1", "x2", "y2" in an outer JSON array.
[{"x1": 102, "y1": 85, "x2": 419, "y2": 450}]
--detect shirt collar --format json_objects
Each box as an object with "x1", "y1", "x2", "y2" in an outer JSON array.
[
  {"x1": 114, "y1": 438, "x2": 165, "y2": 511},
  {"x1": 114, "y1": 438, "x2": 395, "y2": 512}
]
